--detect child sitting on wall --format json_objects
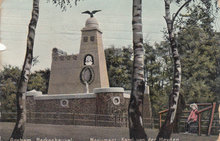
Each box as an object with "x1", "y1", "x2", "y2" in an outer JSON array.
[{"x1": 184, "y1": 103, "x2": 199, "y2": 134}]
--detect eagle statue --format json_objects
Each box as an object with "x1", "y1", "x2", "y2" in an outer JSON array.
[{"x1": 82, "y1": 10, "x2": 101, "y2": 17}]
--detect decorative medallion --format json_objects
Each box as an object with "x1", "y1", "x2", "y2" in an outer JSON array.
[
  {"x1": 80, "y1": 66, "x2": 95, "y2": 84},
  {"x1": 112, "y1": 97, "x2": 120, "y2": 105},
  {"x1": 60, "y1": 99, "x2": 69, "y2": 107}
]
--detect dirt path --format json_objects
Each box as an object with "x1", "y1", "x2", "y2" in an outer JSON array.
[{"x1": 0, "y1": 122, "x2": 218, "y2": 141}]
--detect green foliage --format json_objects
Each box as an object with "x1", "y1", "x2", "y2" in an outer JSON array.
[
  {"x1": 143, "y1": 42, "x2": 173, "y2": 116},
  {"x1": 0, "y1": 66, "x2": 50, "y2": 112},
  {"x1": 28, "y1": 69, "x2": 50, "y2": 94},
  {"x1": 1, "y1": 93, "x2": 16, "y2": 112},
  {"x1": 0, "y1": 65, "x2": 21, "y2": 84},
  {"x1": 104, "y1": 44, "x2": 172, "y2": 116},
  {"x1": 144, "y1": 42, "x2": 173, "y2": 88},
  {"x1": 0, "y1": 65, "x2": 20, "y2": 112},
  {"x1": 176, "y1": 6, "x2": 220, "y2": 103},
  {"x1": 147, "y1": 1, "x2": 219, "y2": 116},
  {"x1": 105, "y1": 46, "x2": 133, "y2": 90}
]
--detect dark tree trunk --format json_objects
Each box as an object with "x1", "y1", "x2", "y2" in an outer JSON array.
[
  {"x1": 128, "y1": 0, "x2": 148, "y2": 140},
  {"x1": 10, "y1": 0, "x2": 39, "y2": 139},
  {"x1": 156, "y1": 0, "x2": 191, "y2": 140}
]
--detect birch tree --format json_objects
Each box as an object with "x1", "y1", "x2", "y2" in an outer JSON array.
[
  {"x1": 156, "y1": 0, "x2": 192, "y2": 140},
  {"x1": 128, "y1": 0, "x2": 148, "y2": 140},
  {"x1": 10, "y1": 0, "x2": 39, "y2": 139}
]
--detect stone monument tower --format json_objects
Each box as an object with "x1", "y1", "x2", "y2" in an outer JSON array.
[{"x1": 48, "y1": 14, "x2": 109, "y2": 94}]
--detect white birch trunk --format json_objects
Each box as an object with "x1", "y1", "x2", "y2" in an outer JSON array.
[
  {"x1": 10, "y1": 0, "x2": 39, "y2": 139},
  {"x1": 128, "y1": 0, "x2": 148, "y2": 140},
  {"x1": 156, "y1": 0, "x2": 184, "y2": 140}
]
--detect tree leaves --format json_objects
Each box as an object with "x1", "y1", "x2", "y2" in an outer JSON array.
[
  {"x1": 105, "y1": 46, "x2": 133, "y2": 90},
  {"x1": 48, "y1": 0, "x2": 81, "y2": 11},
  {"x1": 0, "y1": 66, "x2": 50, "y2": 113},
  {"x1": 176, "y1": 6, "x2": 219, "y2": 103}
]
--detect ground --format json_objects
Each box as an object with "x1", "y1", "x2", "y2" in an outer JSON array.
[{"x1": 0, "y1": 122, "x2": 218, "y2": 141}]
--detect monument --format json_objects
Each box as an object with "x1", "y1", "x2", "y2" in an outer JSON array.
[
  {"x1": 25, "y1": 12, "x2": 153, "y2": 128},
  {"x1": 48, "y1": 10, "x2": 109, "y2": 94}
]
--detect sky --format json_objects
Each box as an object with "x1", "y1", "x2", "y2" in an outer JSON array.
[{"x1": 0, "y1": 0, "x2": 220, "y2": 71}]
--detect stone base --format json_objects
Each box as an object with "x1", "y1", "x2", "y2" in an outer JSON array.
[{"x1": 26, "y1": 88, "x2": 153, "y2": 128}]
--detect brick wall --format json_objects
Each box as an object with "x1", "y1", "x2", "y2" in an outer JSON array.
[
  {"x1": 26, "y1": 91, "x2": 128, "y2": 126},
  {"x1": 26, "y1": 91, "x2": 153, "y2": 128}
]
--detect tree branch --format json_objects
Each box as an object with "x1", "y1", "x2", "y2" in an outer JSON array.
[{"x1": 172, "y1": 0, "x2": 193, "y2": 29}]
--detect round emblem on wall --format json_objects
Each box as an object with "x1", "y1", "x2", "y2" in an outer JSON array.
[
  {"x1": 112, "y1": 97, "x2": 120, "y2": 105},
  {"x1": 80, "y1": 66, "x2": 95, "y2": 84},
  {"x1": 60, "y1": 99, "x2": 69, "y2": 107}
]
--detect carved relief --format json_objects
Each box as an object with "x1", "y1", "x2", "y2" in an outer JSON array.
[{"x1": 84, "y1": 54, "x2": 94, "y2": 66}]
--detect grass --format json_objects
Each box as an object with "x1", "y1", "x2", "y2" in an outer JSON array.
[{"x1": 0, "y1": 122, "x2": 218, "y2": 141}]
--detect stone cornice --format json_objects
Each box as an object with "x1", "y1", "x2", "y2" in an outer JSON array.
[
  {"x1": 27, "y1": 93, "x2": 96, "y2": 100},
  {"x1": 93, "y1": 87, "x2": 124, "y2": 94}
]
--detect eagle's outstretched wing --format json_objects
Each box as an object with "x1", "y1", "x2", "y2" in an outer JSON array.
[
  {"x1": 92, "y1": 10, "x2": 101, "y2": 14},
  {"x1": 82, "y1": 10, "x2": 91, "y2": 15}
]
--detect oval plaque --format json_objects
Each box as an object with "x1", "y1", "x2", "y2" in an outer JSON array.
[{"x1": 80, "y1": 66, "x2": 95, "y2": 84}]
